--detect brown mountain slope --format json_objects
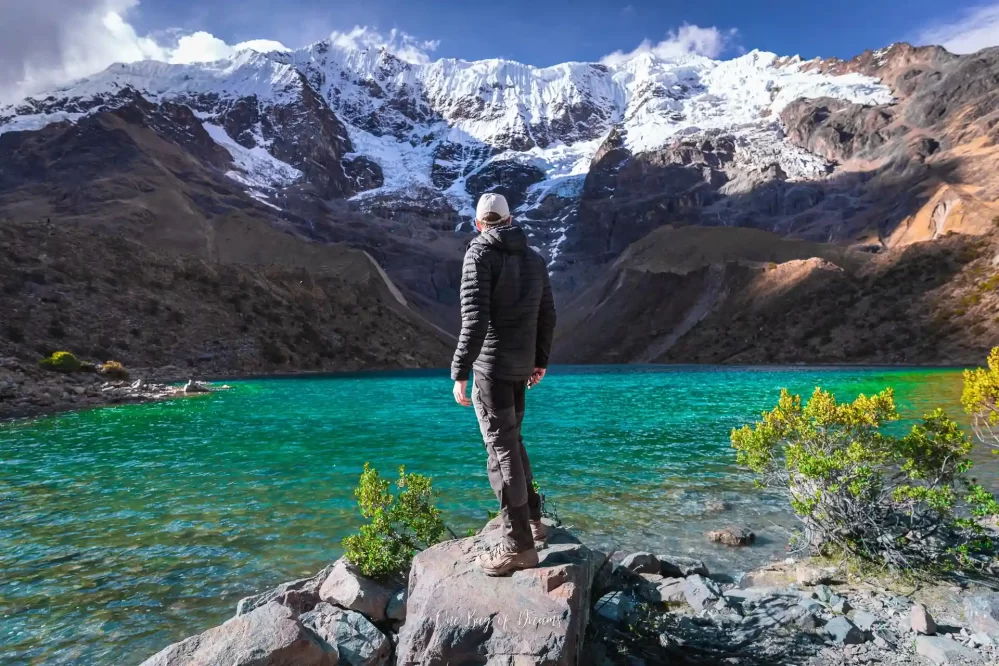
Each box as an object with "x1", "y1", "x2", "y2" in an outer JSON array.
[
  {"x1": 0, "y1": 95, "x2": 466, "y2": 333},
  {"x1": 0, "y1": 220, "x2": 453, "y2": 375},
  {"x1": 555, "y1": 226, "x2": 999, "y2": 365},
  {"x1": 0, "y1": 98, "x2": 454, "y2": 374}
]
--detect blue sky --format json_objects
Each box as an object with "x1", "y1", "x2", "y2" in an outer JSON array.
[
  {"x1": 3, "y1": 0, "x2": 999, "y2": 102},
  {"x1": 127, "y1": 0, "x2": 999, "y2": 65}
]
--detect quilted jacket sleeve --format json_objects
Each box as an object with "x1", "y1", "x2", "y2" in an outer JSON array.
[
  {"x1": 450, "y1": 247, "x2": 492, "y2": 381},
  {"x1": 535, "y1": 263, "x2": 556, "y2": 369}
]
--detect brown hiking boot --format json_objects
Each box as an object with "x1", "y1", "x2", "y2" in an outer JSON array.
[
  {"x1": 531, "y1": 520, "x2": 549, "y2": 542},
  {"x1": 477, "y1": 542, "x2": 539, "y2": 576}
]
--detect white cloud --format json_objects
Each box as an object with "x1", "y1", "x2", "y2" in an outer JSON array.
[
  {"x1": 0, "y1": 0, "x2": 289, "y2": 103},
  {"x1": 169, "y1": 32, "x2": 289, "y2": 65},
  {"x1": 600, "y1": 23, "x2": 738, "y2": 66},
  {"x1": 329, "y1": 25, "x2": 440, "y2": 64},
  {"x1": 916, "y1": 3, "x2": 999, "y2": 54}
]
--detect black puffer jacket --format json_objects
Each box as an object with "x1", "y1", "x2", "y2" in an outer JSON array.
[{"x1": 450, "y1": 225, "x2": 556, "y2": 382}]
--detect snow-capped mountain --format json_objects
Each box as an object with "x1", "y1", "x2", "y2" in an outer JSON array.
[{"x1": 0, "y1": 39, "x2": 893, "y2": 263}]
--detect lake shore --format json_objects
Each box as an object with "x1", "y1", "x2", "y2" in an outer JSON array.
[
  {"x1": 2, "y1": 365, "x2": 988, "y2": 664},
  {"x1": 0, "y1": 356, "x2": 230, "y2": 421},
  {"x1": 136, "y1": 523, "x2": 999, "y2": 666},
  {"x1": 1, "y1": 357, "x2": 976, "y2": 423}
]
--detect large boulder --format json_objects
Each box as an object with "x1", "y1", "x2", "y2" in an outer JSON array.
[
  {"x1": 706, "y1": 526, "x2": 755, "y2": 547},
  {"x1": 620, "y1": 552, "x2": 661, "y2": 575},
  {"x1": 682, "y1": 574, "x2": 721, "y2": 612},
  {"x1": 301, "y1": 603, "x2": 391, "y2": 666},
  {"x1": 139, "y1": 602, "x2": 336, "y2": 666},
  {"x1": 915, "y1": 636, "x2": 984, "y2": 665},
  {"x1": 236, "y1": 563, "x2": 336, "y2": 616},
  {"x1": 965, "y1": 592, "x2": 999, "y2": 638},
  {"x1": 396, "y1": 525, "x2": 602, "y2": 665},
  {"x1": 659, "y1": 555, "x2": 709, "y2": 578},
  {"x1": 319, "y1": 559, "x2": 394, "y2": 622}
]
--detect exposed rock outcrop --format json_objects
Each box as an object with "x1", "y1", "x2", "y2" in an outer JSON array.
[
  {"x1": 396, "y1": 524, "x2": 604, "y2": 665},
  {"x1": 301, "y1": 603, "x2": 391, "y2": 666},
  {"x1": 139, "y1": 602, "x2": 336, "y2": 666},
  {"x1": 318, "y1": 559, "x2": 394, "y2": 623}
]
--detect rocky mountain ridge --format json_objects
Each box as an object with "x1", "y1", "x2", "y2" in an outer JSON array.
[
  {"x1": 0, "y1": 40, "x2": 894, "y2": 264},
  {"x1": 2, "y1": 40, "x2": 999, "y2": 367}
]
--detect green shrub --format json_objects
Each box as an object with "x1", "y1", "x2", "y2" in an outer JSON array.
[
  {"x1": 342, "y1": 463, "x2": 449, "y2": 579},
  {"x1": 963, "y1": 346, "x2": 999, "y2": 453},
  {"x1": 101, "y1": 360, "x2": 130, "y2": 380},
  {"x1": 731, "y1": 387, "x2": 998, "y2": 571},
  {"x1": 38, "y1": 351, "x2": 82, "y2": 373}
]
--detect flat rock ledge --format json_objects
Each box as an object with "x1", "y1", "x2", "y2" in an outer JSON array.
[
  {"x1": 396, "y1": 523, "x2": 604, "y2": 665},
  {"x1": 137, "y1": 520, "x2": 602, "y2": 666}
]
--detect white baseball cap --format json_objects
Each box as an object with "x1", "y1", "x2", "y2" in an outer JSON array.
[{"x1": 475, "y1": 193, "x2": 511, "y2": 224}]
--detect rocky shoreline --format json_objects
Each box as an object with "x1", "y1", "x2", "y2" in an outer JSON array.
[
  {"x1": 0, "y1": 356, "x2": 229, "y2": 421},
  {"x1": 136, "y1": 519, "x2": 999, "y2": 666}
]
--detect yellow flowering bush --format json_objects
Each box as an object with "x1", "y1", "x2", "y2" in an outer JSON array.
[{"x1": 732, "y1": 386, "x2": 997, "y2": 570}]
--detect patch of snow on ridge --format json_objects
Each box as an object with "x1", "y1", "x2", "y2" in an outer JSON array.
[
  {"x1": 202, "y1": 123, "x2": 302, "y2": 190},
  {"x1": 0, "y1": 111, "x2": 89, "y2": 137},
  {"x1": 0, "y1": 40, "x2": 897, "y2": 232},
  {"x1": 345, "y1": 127, "x2": 437, "y2": 197},
  {"x1": 615, "y1": 50, "x2": 894, "y2": 155}
]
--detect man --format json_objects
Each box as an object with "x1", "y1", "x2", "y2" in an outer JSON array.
[{"x1": 451, "y1": 192, "x2": 557, "y2": 576}]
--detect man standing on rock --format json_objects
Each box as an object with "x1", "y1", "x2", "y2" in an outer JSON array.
[{"x1": 451, "y1": 192, "x2": 557, "y2": 576}]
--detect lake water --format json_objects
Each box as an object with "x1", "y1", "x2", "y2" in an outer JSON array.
[{"x1": 1, "y1": 365, "x2": 991, "y2": 665}]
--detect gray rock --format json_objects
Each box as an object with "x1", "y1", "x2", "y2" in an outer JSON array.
[
  {"x1": 915, "y1": 635, "x2": 985, "y2": 664},
  {"x1": 799, "y1": 598, "x2": 825, "y2": 615},
  {"x1": 301, "y1": 603, "x2": 390, "y2": 666},
  {"x1": 660, "y1": 555, "x2": 709, "y2": 578},
  {"x1": 706, "y1": 526, "x2": 755, "y2": 547},
  {"x1": 823, "y1": 616, "x2": 865, "y2": 645},
  {"x1": 386, "y1": 588, "x2": 407, "y2": 623},
  {"x1": 723, "y1": 586, "x2": 766, "y2": 602},
  {"x1": 911, "y1": 603, "x2": 937, "y2": 635},
  {"x1": 852, "y1": 610, "x2": 878, "y2": 632},
  {"x1": 639, "y1": 577, "x2": 686, "y2": 604},
  {"x1": 796, "y1": 613, "x2": 820, "y2": 633},
  {"x1": 964, "y1": 592, "x2": 999, "y2": 638},
  {"x1": 621, "y1": 552, "x2": 662, "y2": 575},
  {"x1": 815, "y1": 585, "x2": 834, "y2": 603},
  {"x1": 830, "y1": 595, "x2": 851, "y2": 615},
  {"x1": 874, "y1": 628, "x2": 899, "y2": 648},
  {"x1": 969, "y1": 632, "x2": 994, "y2": 647},
  {"x1": 683, "y1": 574, "x2": 721, "y2": 612},
  {"x1": 139, "y1": 602, "x2": 336, "y2": 666},
  {"x1": 319, "y1": 559, "x2": 393, "y2": 622},
  {"x1": 395, "y1": 525, "x2": 602, "y2": 665},
  {"x1": 595, "y1": 592, "x2": 628, "y2": 623},
  {"x1": 795, "y1": 566, "x2": 833, "y2": 586},
  {"x1": 183, "y1": 379, "x2": 211, "y2": 394},
  {"x1": 236, "y1": 563, "x2": 335, "y2": 616},
  {"x1": 745, "y1": 598, "x2": 810, "y2": 629}
]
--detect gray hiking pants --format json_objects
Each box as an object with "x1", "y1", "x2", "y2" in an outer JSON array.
[{"x1": 472, "y1": 375, "x2": 543, "y2": 551}]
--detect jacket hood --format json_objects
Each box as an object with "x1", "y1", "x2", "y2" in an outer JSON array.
[{"x1": 472, "y1": 225, "x2": 529, "y2": 254}]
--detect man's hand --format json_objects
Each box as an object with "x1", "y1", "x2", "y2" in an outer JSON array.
[
  {"x1": 528, "y1": 368, "x2": 546, "y2": 388},
  {"x1": 453, "y1": 380, "x2": 472, "y2": 407}
]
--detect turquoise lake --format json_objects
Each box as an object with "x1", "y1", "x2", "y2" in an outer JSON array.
[{"x1": 1, "y1": 365, "x2": 991, "y2": 665}]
